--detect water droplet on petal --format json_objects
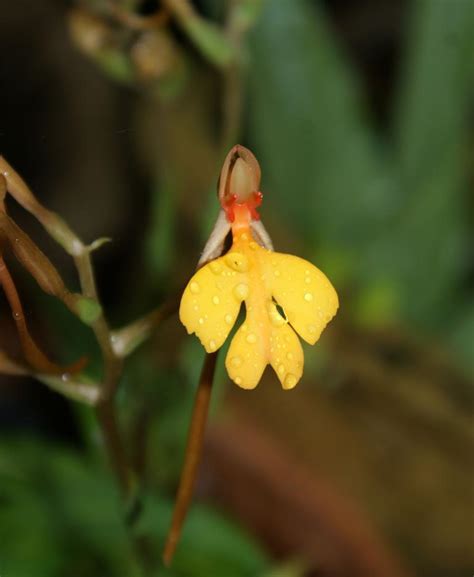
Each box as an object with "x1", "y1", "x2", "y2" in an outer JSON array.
[
  {"x1": 234, "y1": 376, "x2": 242, "y2": 385},
  {"x1": 304, "y1": 292, "x2": 313, "y2": 302},
  {"x1": 268, "y1": 303, "x2": 286, "y2": 327},
  {"x1": 212, "y1": 295, "x2": 220, "y2": 305},
  {"x1": 308, "y1": 324, "x2": 317, "y2": 334},
  {"x1": 274, "y1": 269, "x2": 281, "y2": 277},
  {"x1": 246, "y1": 333, "x2": 257, "y2": 344},
  {"x1": 284, "y1": 373, "x2": 298, "y2": 389},
  {"x1": 225, "y1": 252, "x2": 249, "y2": 272},
  {"x1": 278, "y1": 364, "x2": 285, "y2": 375},
  {"x1": 234, "y1": 283, "x2": 249, "y2": 300},
  {"x1": 305, "y1": 275, "x2": 311, "y2": 284},
  {"x1": 231, "y1": 356, "x2": 243, "y2": 367},
  {"x1": 286, "y1": 352, "x2": 294, "y2": 361},
  {"x1": 249, "y1": 242, "x2": 258, "y2": 250},
  {"x1": 208, "y1": 339, "x2": 217, "y2": 352},
  {"x1": 198, "y1": 317, "x2": 205, "y2": 325},
  {"x1": 190, "y1": 282, "x2": 200, "y2": 294},
  {"x1": 209, "y1": 261, "x2": 222, "y2": 274},
  {"x1": 225, "y1": 314, "x2": 233, "y2": 325}
]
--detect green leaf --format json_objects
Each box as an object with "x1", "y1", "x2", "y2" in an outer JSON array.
[
  {"x1": 248, "y1": 0, "x2": 386, "y2": 249},
  {"x1": 388, "y1": 0, "x2": 474, "y2": 326}
]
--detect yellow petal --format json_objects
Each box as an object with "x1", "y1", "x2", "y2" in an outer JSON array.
[
  {"x1": 268, "y1": 252, "x2": 339, "y2": 345},
  {"x1": 179, "y1": 256, "x2": 246, "y2": 353},
  {"x1": 268, "y1": 320, "x2": 304, "y2": 390},
  {"x1": 225, "y1": 315, "x2": 267, "y2": 389}
]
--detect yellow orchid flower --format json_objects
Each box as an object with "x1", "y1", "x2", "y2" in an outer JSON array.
[{"x1": 180, "y1": 145, "x2": 338, "y2": 390}]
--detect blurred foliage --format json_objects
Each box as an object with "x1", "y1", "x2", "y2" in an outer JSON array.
[{"x1": 0, "y1": 437, "x2": 270, "y2": 577}]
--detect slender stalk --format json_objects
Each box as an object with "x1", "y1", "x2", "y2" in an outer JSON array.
[
  {"x1": 72, "y1": 248, "x2": 130, "y2": 496},
  {"x1": 110, "y1": 294, "x2": 181, "y2": 358},
  {"x1": 162, "y1": 351, "x2": 218, "y2": 565}
]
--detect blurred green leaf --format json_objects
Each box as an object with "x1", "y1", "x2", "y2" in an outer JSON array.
[
  {"x1": 139, "y1": 499, "x2": 269, "y2": 577},
  {"x1": 0, "y1": 437, "x2": 269, "y2": 577},
  {"x1": 389, "y1": 0, "x2": 474, "y2": 327},
  {"x1": 249, "y1": 0, "x2": 387, "y2": 248}
]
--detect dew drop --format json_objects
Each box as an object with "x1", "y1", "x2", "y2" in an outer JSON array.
[
  {"x1": 190, "y1": 282, "x2": 200, "y2": 294},
  {"x1": 271, "y1": 315, "x2": 285, "y2": 327},
  {"x1": 225, "y1": 252, "x2": 249, "y2": 272},
  {"x1": 246, "y1": 333, "x2": 257, "y2": 344},
  {"x1": 234, "y1": 376, "x2": 242, "y2": 385},
  {"x1": 209, "y1": 261, "x2": 222, "y2": 274},
  {"x1": 198, "y1": 317, "x2": 205, "y2": 325},
  {"x1": 249, "y1": 242, "x2": 258, "y2": 250},
  {"x1": 225, "y1": 314, "x2": 233, "y2": 325},
  {"x1": 274, "y1": 269, "x2": 281, "y2": 277},
  {"x1": 278, "y1": 364, "x2": 285, "y2": 375},
  {"x1": 231, "y1": 356, "x2": 243, "y2": 368},
  {"x1": 305, "y1": 275, "x2": 311, "y2": 284},
  {"x1": 286, "y1": 352, "x2": 294, "y2": 361},
  {"x1": 308, "y1": 324, "x2": 317, "y2": 334},
  {"x1": 268, "y1": 303, "x2": 286, "y2": 327},
  {"x1": 284, "y1": 373, "x2": 298, "y2": 389},
  {"x1": 304, "y1": 292, "x2": 313, "y2": 302},
  {"x1": 208, "y1": 339, "x2": 217, "y2": 352},
  {"x1": 317, "y1": 310, "x2": 324, "y2": 319},
  {"x1": 233, "y1": 283, "x2": 249, "y2": 300},
  {"x1": 193, "y1": 305, "x2": 199, "y2": 311},
  {"x1": 212, "y1": 295, "x2": 220, "y2": 305}
]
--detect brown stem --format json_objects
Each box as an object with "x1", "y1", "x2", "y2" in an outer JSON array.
[
  {"x1": 0, "y1": 255, "x2": 86, "y2": 375},
  {"x1": 162, "y1": 351, "x2": 218, "y2": 565}
]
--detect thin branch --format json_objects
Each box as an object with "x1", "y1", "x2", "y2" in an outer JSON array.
[
  {"x1": 110, "y1": 294, "x2": 181, "y2": 358},
  {"x1": 0, "y1": 156, "x2": 131, "y2": 497},
  {"x1": 162, "y1": 351, "x2": 218, "y2": 565},
  {"x1": 162, "y1": 0, "x2": 235, "y2": 68}
]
